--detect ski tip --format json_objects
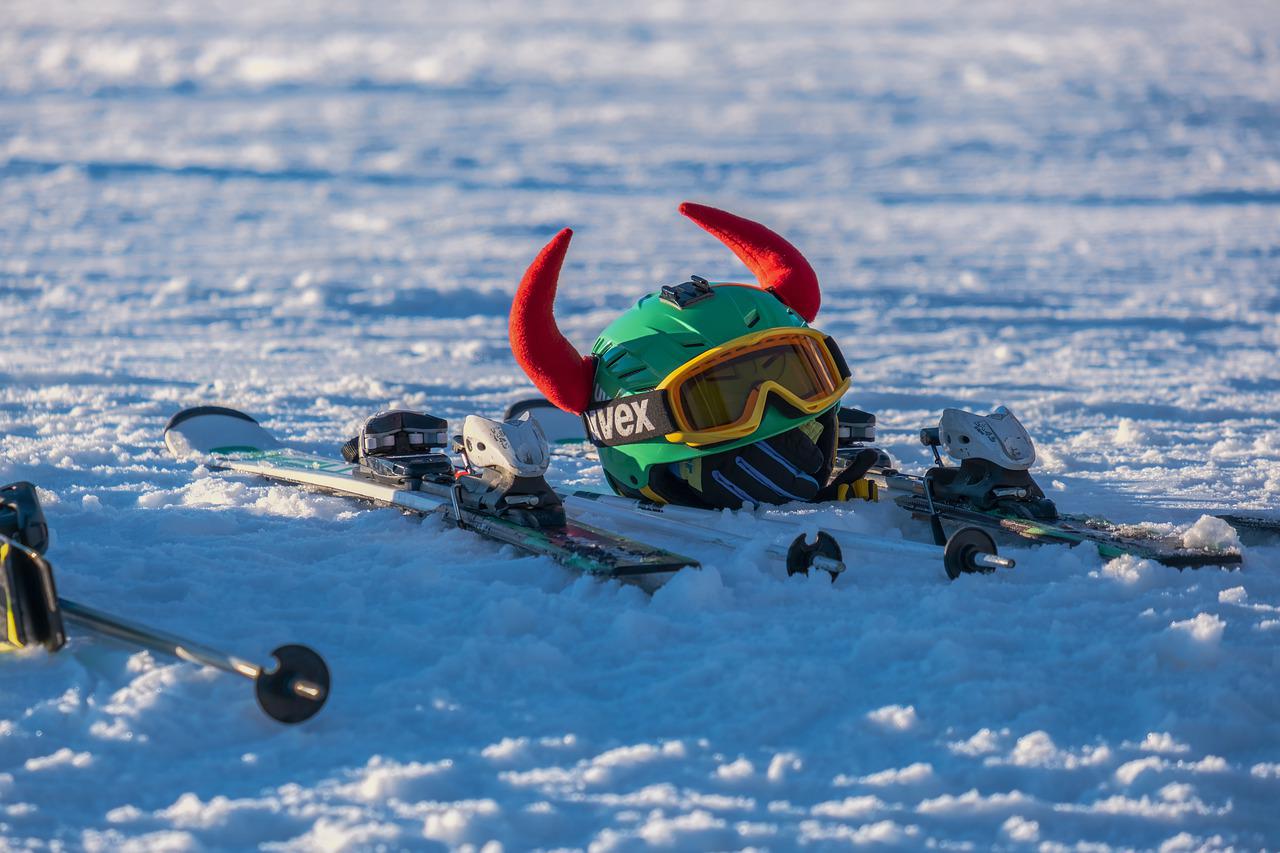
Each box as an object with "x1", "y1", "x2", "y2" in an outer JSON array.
[
  {"x1": 163, "y1": 406, "x2": 279, "y2": 458},
  {"x1": 503, "y1": 396, "x2": 588, "y2": 446},
  {"x1": 165, "y1": 405, "x2": 259, "y2": 433}
]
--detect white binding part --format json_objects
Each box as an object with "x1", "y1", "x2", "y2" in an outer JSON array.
[
  {"x1": 938, "y1": 406, "x2": 1036, "y2": 470},
  {"x1": 461, "y1": 412, "x2": 550, "y2": 477}
]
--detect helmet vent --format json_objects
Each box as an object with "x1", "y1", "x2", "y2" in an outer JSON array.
[
  {"x1": 744, "y1": 308, "x2": 760, "y2": 328},
  {"x1": 600, "y1": 348, "x2": 662, "y2": 392},
  {"x1": 602, "y1": 348, "x2": 630, "y2": 368}
]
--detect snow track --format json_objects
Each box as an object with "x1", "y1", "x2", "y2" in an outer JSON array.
[{"x1": 2, "y1": 0, "x2": 1278, "y2": 848}]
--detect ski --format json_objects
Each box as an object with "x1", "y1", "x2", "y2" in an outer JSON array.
[
  {"x1": 1212, "y1": 513, "x2": 1280, "y2": 547},
  {"x1": 163, "y1": 406, "x2": 697, "y2": 581},
  {"x1": 842, "y1": 406, "x2": 1243, "y2": 569},
  {"x1": 862, "y1": 466, "x2": 1241, "y2": 568}
]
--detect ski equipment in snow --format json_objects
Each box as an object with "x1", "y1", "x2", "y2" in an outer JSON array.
[
  {"x1": 1, "y1": 482, "x2": 63, "y2": 652},
  {"x1": 508, "y1": 395, "x2": 1246, "y2": 569},
  {"x1": 164, "y1": 405, "x2": 1026, "y2": 583}
]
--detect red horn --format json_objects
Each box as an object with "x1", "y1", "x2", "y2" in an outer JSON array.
[
  {"x1": 679, "y1": 202, "x2": 821, "y2": 322},
  {"x1": 509, "y1": 228, "x2": 596, "y2": 415}
]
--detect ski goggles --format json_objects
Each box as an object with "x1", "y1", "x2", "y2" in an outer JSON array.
[{"x1": 583, "y1": 327, "x2": 851, "y2": 448}]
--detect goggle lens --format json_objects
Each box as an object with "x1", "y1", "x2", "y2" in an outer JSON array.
[{"x1": 676, "y1": 338, "x2": 837, "y2": 432}]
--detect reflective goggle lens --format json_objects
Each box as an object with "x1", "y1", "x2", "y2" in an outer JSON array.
[{"x1": 675, "y1": 337, "x2": 838, "y2": 432}]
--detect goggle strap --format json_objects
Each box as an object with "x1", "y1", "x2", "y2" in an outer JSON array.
[{"x1": 582, "y1": 389, "x2": 676, "y2": 447}]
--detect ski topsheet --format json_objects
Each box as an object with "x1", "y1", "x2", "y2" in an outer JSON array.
[{"x1": 163, "y1": 407, "x2": 696, "y2": 579}]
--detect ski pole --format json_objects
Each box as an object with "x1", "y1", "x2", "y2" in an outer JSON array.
[
  {"x1": 827, "y1": 527, "x2": 1014, "y2": 579},
  {"x1": 3, "y1": 483, "x2": 330, "y2": 724},
  {"x1": 58, "y1": 599, "x2": 330, "y2": 724},
  {"x1": 565, "y1": 490, "x2": 1013, "y2": 580}
]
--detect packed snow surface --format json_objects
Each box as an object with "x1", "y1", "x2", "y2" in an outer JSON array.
[{"x1": 2, "y1": 0, "x2": 1279, "y2": 849}]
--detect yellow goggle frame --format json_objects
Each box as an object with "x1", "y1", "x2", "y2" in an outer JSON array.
[{"x1": 658, "y1": 327, "x2": 851, "y2": 446}]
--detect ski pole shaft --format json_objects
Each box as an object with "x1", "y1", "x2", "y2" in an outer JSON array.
[
  {"x1": 824, "y1": 531, "x2": 941, "y2": 560},
  {"x1": 824, "y1": 530, "x2": 1001, "y2": 567},
  {"x1": 61, "y1": 598, "x2": 259, "y2": 678},
  {"x1": 58, "y1": 599, "x2": 329, "y2": 723}
]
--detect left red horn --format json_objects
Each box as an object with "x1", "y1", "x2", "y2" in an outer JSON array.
[{"x1": 509, "y1": 228, "x2": 596, "y2": 415}]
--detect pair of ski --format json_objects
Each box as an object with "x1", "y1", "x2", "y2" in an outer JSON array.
[
  {"x1": 163, "y1": 406, "x2": 1014, "y2": 585},
  {"x1": 165, "y1": 399, "x2": 1267, "y2": 588},
  {"x1": 530, "y1": 401, "x2": 1266, "y2": 569}
]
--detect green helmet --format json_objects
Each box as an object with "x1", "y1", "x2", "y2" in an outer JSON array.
[
  {"x1": 509, "y1": 202, "x2": 844, "y2": 504},
  {"x1": 590, "y1": 282, "x2": 833, "y2": 496}
]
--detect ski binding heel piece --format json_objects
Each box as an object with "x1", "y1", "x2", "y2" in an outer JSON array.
[{"x1": 460, "y1": 412, "x2": 551, "y2": 478}]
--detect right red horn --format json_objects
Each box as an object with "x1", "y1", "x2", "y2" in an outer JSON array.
[{"x1": 679, "y1": 202, "x2": 821, "y2": 323}]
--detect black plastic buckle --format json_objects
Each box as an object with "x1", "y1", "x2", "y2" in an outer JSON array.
[
  {"x1": 0, "y1": 482, "x2": 49, "y2": 555},
  {"x1": 660, "y1": 275, "x2": 714, "y2": 309}
]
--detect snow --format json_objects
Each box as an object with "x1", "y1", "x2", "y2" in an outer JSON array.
[{"x1": 1, "y1": 0, "x2": 1279, "y2": 849}]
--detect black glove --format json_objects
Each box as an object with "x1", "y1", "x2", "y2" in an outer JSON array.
[{"x1": 677, "y1": 428, "x2": 828, "y2": 509}]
